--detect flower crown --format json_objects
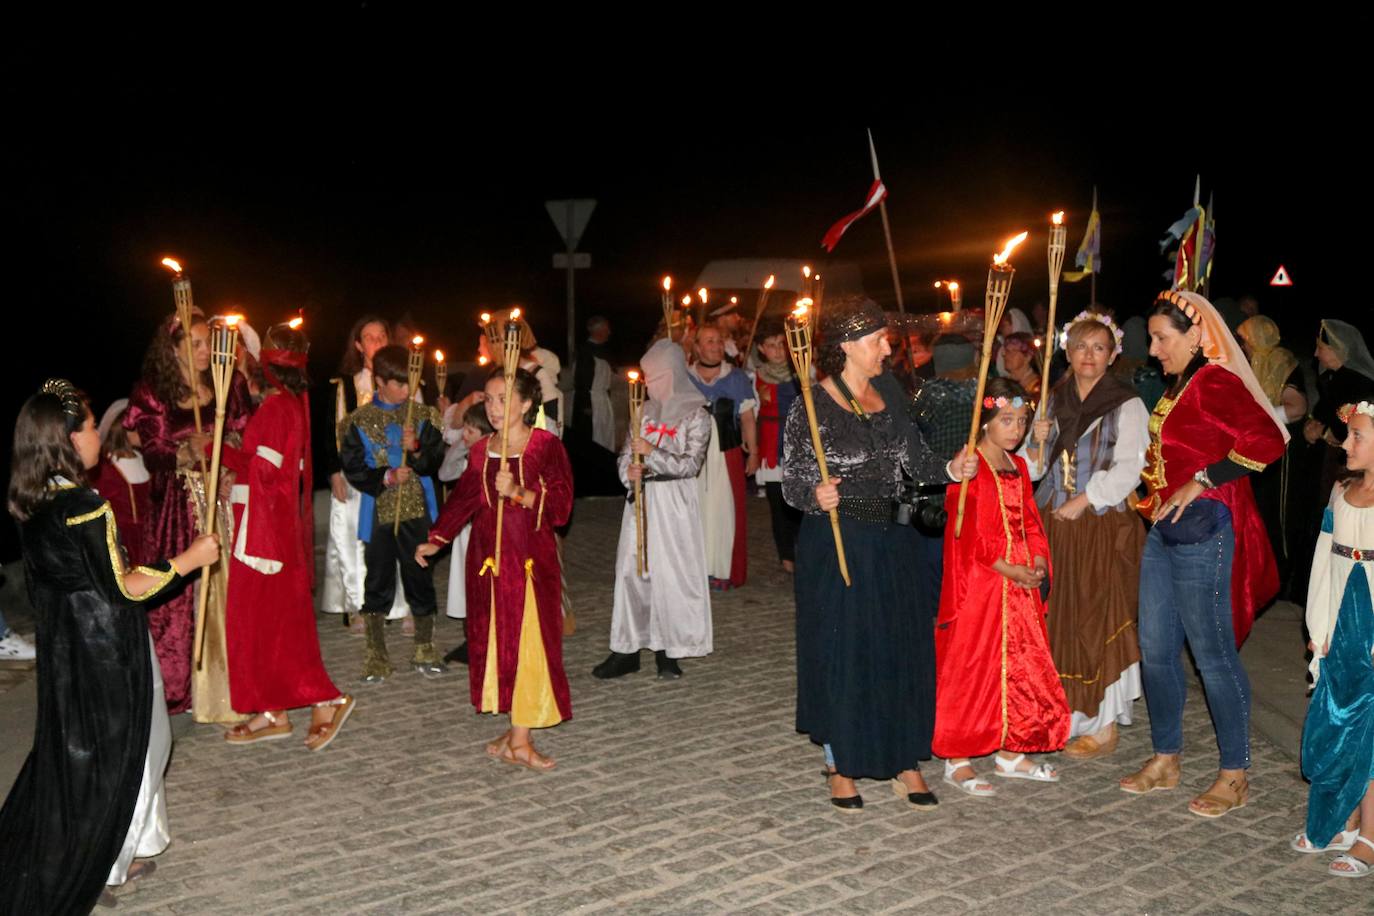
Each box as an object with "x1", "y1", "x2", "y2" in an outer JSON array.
[
  {"x1": 1337, "y1": 401, "x2": 1374, "y2": 424},
  {"x1": 1058, "y1": 310, "x2": 1125, "y2": 358},
  {"x1": 983, "y1": 395, "x2": 1032, "y2": 410}
]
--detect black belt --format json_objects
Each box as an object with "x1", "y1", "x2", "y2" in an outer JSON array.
[
  {"x1": 835, "y1": 497, "x2": 897, "y2": 524},
  {"x1": 1333, "y1": 543, "x2": 1374, "y2": 562}
]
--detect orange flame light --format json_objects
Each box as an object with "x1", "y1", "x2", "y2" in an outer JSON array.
[
  {"x1": 802, "y1": 265, "x2": 812, "y2": 279},
  {"x1": 225, "y1": 314, "x2": 242, "y2": 328},
  {"x1": 682, "y1": 294, "x2": 693, "y2": 307},
  {"x1": 434, "y1": 349, "x2": 445, "y2": 362},
  {"x1": 764, "y1": 274, "x2": 776, "y2": 290},
  {"x1": 697, "y1": 288, "x2": 708, "y2": 303},
  {"x1": 480, "y1": 312, "x2": 492, "y2": 324},
  {"x1": 992, "y1": 231, "x2": 1029, "y2": 266},
  {"x1": 478, "y1": 355, "x2": 489, "y2": 366},
  {"x1": 288, "y1": 316, "x2": 304, "y2": 330},
  {"x1": 411, "y1": 335, "x2": 424, "y2": 347},
  {"x1": 510, "y1": 308, "x2": 522, "y2": 320},
  {"x1": 627, "y1": 370, "x2": 639, "y2": 382},
  {"x1": 1051, "y1": 211, "x2": 1065, "y2": 225},
  {"x1": 160, "y1": 256, "x2": 183, "y2": 275},
  {"x1": 662, "y1": 276, "x2": 672, "y2": 292},
  {"x1": 948, "y1": 281, "x2": 959, "y2": 292}
]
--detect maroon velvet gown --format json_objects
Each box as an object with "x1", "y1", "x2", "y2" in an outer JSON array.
[
  {"x1": 91, "y1": 456, "x2": 152, "y2": 568},
  {"x1": 430, "y1": 429, "x2": 573, "y2": 722},
  {"x1": 221, "y1": 391, "x2": 338, "y2": 712},
  {"x1": 123, "y1": 374, "x2": 252, "y2": 714},
  {"x1": 933, "y1": 453, "x2": 1071, "y2": 760}
]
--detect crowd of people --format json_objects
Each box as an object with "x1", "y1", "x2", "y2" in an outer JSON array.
[{"x1": 1, "y1": 279, "x2": 1372, "y2": 912}]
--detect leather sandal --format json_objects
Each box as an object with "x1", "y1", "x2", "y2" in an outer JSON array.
[
  {"x1": 224, "y1": 711, "x2": 292, "y2": 744},
  {"x1": 1064, "y1": 729, "x2": 1119, "y2": 760},
  {"x1": 824, "y1": 770, "x2": 863, "y2": 812},
  {"x1": 500, "y1": 741, "x2": 556, "y2": 773},
  {"x1": 305, "y1": 695, "x2": 355, "y2": 752},
  {"x1": 1330, "y1": 835, "x2": 1374, "y2": 878},
  {"x1": 942, "y1": 759, "x2": 996, "y2": 797},
  {"x1": 1188, "y1": 774, "x2": 1248, "y2": 818},
  {"x1": 1292, "y1": 828, "x2": 1358, "y2": 854},
  {"x1": 1119, "y1": 756, "x2": 1181, "y2": 794},
  {"x1": 485, "y1": 731, "x2": 512, "y2": 759}
]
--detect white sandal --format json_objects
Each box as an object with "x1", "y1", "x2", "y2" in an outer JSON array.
[
  {"x1": 993, "y1": 753, "x2": 1059, "y2": 783},
  {"x1": 1330, "y1": 835, "x2": 1374, "y2": 878},
  {"x1": 942, "y1": 759, "x2": 996, "y2": 797},
  {"x1": 1291, "y1": 828, "x2": 1358, "y2": 854}
]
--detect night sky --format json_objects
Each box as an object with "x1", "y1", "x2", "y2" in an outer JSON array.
[{"x1": 5, "y1": 96, "x2": 1338, "y2": 560}]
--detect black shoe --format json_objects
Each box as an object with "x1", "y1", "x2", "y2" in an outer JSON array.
[
  {"x1": 592, "y1": 651, "x2": 641, "y2": 679},
  {"x1": 824, "y1": 770, "x2": 863, "y2": 812},
  {"x1": 892, "y1": 777, "x2": 939, "y2": 809},
  {"x1": 655, "y1": 650, "x2": 683, "y2": 680},
  {"x1": 443, "y1": 641, "x2": 469, "y2": 666}
]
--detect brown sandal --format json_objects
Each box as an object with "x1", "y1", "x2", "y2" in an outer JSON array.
[
  {"x1": 1119, "y1": 755, "x2": 1180, "y2": 794},
  {"x1": 500, "y1": 741, "x2": 556, "y2": 773},
  {"x1": 305, "y1": 695, "x2": 355, "y2": 752},
  {"x1": 485, "y1": 731, "x2": 512, "y2": 759},
  {"x1": 225, "y1": 711, "x2": 291, "y2": 744},
  {"x1": 1064, "y1": 729, "x2": 1119, "y2": 760},
  {"x1": 1189, "y1": 775, "x2": 1248, "y2": 818}
]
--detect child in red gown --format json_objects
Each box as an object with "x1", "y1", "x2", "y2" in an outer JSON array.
[
  {"x1": 220, "y1": 324, "x2": 353, "y2": 750},
  {"x1": 417, "y1": 367, "x2": 573, "y2": 771},
  {"x1": 934, "y1": 378, "x2": 1070, "y2": 796}
]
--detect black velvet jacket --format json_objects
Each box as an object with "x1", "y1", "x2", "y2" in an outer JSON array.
[{"x1": 0, "y1": 485, "x2": 181, "y2": 916}]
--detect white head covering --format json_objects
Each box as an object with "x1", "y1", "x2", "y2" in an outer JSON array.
[
  {"x1": 1321, "y1": 319, "x2": 1374, "y2": 383},
  {"x1": 1171, "y1": 291, "x2": 1290, "y2": 444},
  {"x1": 641, "y1": 338, "x2": 706, "y2": 425},
  {"x1": 97, "y1": 398, "x2": 129, "y2": 443},
  {"x1": 236, "y1": 320, "x2": 262, "y2": 361}
]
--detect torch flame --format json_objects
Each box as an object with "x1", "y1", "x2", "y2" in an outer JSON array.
[
  {"x1": 510, "y1": 308, "x2": 521, "y2": 320},
  {"x1": 1051, "y1": 211, "x2": 1065, "y2": 225},
  {"x1": 434, "y1": 349, "x2": 445, "y2": 362},
  {"x1": 697, "y1": 287, "x2": 708, "y2": 303},
  {"x1": 802, "y1": 265, "x2": 812, "y2": 279},
  {"x1": 682, "y1": 294, "x2": 692, "y2": 307},
  {"x1": 225, "y1": 314, "x2": 242, "y2": 328},
  {"x1": 992, "y1": 231, "x2": 1029, "y2": 266},
  {"x1": 412, "y1": 335, "x2": 424, "y2": 347},
  {"x1": 948, "y1": 281, "x2": 959, "y2": 291},
  {"x1": 160, "y1": 257, "x2": 183, "y2": 275},
  {"x1": 480, "y1": 312, "x2": 492, "y2": 324},
  {"x1": 288, "y1": 316, "x2": 304, "y2": 329},
  {"x1": 792, "y1": 302, "x2": 810, "y2": 319},
  {"x1": 940, "y1": 311, "x2": 952, "y2": 322},
  {"x1": 662, "y1": 276, "x2": 672, "y2": 292},
  {"x1": 730, "y1": 296, "x2": 738, "y2": 305},
  {"x1": 934, "y1": 281, "x2": 943, "y2": 288},
  {"x1": 478, "y1": 355, "x2": 489, "y2": 366},
  {"x1": 627, "y1": 370, "x2": 639, "y2": 381},
  {"x1": 764, "y1": 274, "x2": 775, "y2": 289}
]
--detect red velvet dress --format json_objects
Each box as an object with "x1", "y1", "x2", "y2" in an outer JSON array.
[
  {"x1": 91, "y1": 457, "x2": 152, "y2": 568},
  {"x1": 123, "y1": 375, "x2": 253, "y2": 714},
  {"x1": 220, "y1": 391, "x2": 338, "y2": 712},
  {"x1": 430, "y1": 429, "x2": 573, "y2": 724},
  {"x1": 933, "y1": 454, "x2": 1070, "y2": 759},
  {"x1": 1136, "y1": 364, "x2": 1287, "y2": 645}
]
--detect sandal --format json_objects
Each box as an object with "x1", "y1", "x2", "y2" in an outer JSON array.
[
  {"x1": 500, "y1": 741, "x2": 556, "y2": 773},
  {"x1": 994, "y1": 753, "x2": 1059, "y2": 782},
  {"x1": 304, "y1": 695, "x2": 355, "y2": 752},
  {"x1": 1120, "y1": 756, "x2": 1181, "y2": 794},
  {"x1": 1330, "y1": 835, "x2": 1374, "y2": 878},
  {"x1": 823, "y1": 770, "x2": 863, "y2": 812},
  {"x1": 485, "y1": 731, "x2": 512, "y2": 759},
  {"x1": 1188, "y1": 774, "x2": 1248, "y2": 819},
  {"x1": 942, "y1": 759, "x2": 996, "y2": 797},
  {"x1": 224, "y1": 711, "x2": 291, "y2": 744},
  {"x1": 1063, "y1": 729, "x2": 1119, "y2": 760},
  {"x1": 1292, "y1": 828, "x2": 1358, "y2": 854}
]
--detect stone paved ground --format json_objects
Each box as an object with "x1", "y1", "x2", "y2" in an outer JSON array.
[{"x1": 4, "y1": 497, "x2": 1370, "y2": 914}]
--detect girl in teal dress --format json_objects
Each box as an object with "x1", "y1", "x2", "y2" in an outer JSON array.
[{"x1": 1294, "y1": 401, "x2": 1374, "y2": 877}]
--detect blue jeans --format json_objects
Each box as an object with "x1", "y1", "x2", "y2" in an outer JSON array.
[{"x1": 1137, "y1": 520, "x2": 1252, "y2": 769}]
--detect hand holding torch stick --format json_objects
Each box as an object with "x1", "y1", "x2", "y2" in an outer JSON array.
[
  {"x1": 492, "y1": 310, "x2": 523, "y2": 574},
  {"x1": 193, "y1": 315, "x2": 241, "y2": 669},
  {"x1": 955, "y1": 231, "x2": 1027, "y2": 537},
  {"x1": 1035, "y1": 212, "x2": 1067, "y2": 464},
  {"x1": 161, "y1": 257, "x2": 208, "y2": 479},
  {"x1": 627, "y1": 369, "x2": 648, "y2": 576},
  {"x1": 785, "y1": 301, "x2": 851, "y2": 587},
  {"x1": 393, "y1": 336, "x2": 426, "y2": 535}
]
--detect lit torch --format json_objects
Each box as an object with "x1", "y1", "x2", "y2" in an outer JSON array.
[
  {"x1": 159, "y1": 257, "x2": 207, "y2": 477},
  {"x1": 785, "y1": 300, "x2": 850, "y2": 586},
  {"x1": 955, "y1": 230, "x2": 1028, "y2": 537},
  {"x1": 491, "y1": 311, "x2": 524, "y2": 573},
  {"x1": 743, "y1": 273, "x2": 776, "y2": 359},
  {"x1": 1035, "y1": 212, "x2": 1068, "y2": 463},
  {"x1": 660, "y1": 276, "x2": 678, "y2": 342},
  {"x1": 433, "y1": 349, "x2": 447, "y2": 401},
  {"x1": 627, "y1": 369, "x2": 648, "y2": 576},
  {"x1": 192, "y1": 313, "x2": 241, "y2": 670}
]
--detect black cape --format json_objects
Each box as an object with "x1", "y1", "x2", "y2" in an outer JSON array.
[{"x1": 0, "y1": 485, "x2": 181, "y2": 916}]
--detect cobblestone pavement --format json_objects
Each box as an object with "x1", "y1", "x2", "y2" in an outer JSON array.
[{"x1": 8, "y1": 497, "x2": 1370, "y2": 914}]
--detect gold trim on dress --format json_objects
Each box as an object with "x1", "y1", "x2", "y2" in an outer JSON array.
[
  {"x1": 68, "y1": 501, "x2": 176, "y2": 601},
  {"x1": 1227, "y1": 449, "x2": 1267, "y2": 472},
  {"x1": 986, "y1": 456, "x2": 1014, "y2": 748},
  {"x1": 1057, "y1": 618, "x2": 1138, "y2": 685}
]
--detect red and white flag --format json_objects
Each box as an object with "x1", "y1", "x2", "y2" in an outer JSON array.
[{"x1": 820, "y1": 179, "x2": 887, "y2": 253}]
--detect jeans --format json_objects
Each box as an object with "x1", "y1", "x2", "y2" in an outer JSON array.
[
  {"x1": 0, "y1": 605, "x2": 9, "y2": 638},
  {"x1": 1137, "y1": 520, "x2": 1251, "y2": 769}
]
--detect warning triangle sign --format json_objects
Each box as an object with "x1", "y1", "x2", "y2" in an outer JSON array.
[{"x1": 1270, "y1": 265, "x2": 1293, "y2": 287}]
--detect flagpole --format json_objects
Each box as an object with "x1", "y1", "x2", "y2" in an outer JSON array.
[
  {"x1": 867, "y1": 129, "x2": 905, "y2": 314},
  {"x1": 1089, "y1": 186, "x2": 1098, "y2": 306},
  {"x1": 1192, "y1": 175, "x2": 1205, "y2": 292}
]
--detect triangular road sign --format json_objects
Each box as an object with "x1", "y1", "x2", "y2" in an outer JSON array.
[
  {"x1": 545, "y1": 199, "x2": 596, "y2": 250},
  {"x1": 1269, "y1": 265, "x2": 1293, "y2": 287}
]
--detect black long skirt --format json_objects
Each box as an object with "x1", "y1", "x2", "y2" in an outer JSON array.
[{"x1": 794, "y1": 513, "x2": 935, "y2": 779}]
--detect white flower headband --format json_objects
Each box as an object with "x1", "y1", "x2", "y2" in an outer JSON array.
[
  {"x1": 1058, "y1": 310, "x2": 1125, "y2": 358},
  {"x1": 1337, "y1": 401, "x2": 1374, "y2": 424}
]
